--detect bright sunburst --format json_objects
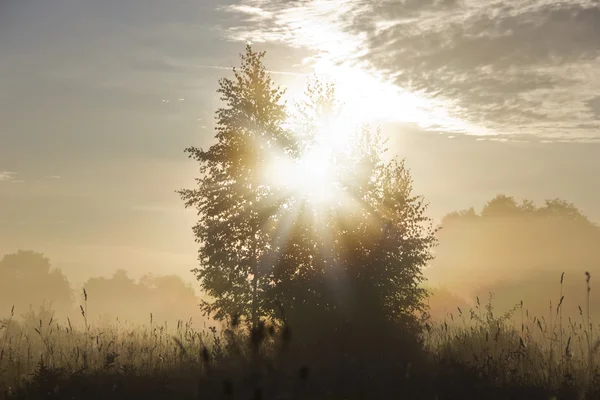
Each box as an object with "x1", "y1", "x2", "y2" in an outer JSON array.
[
  {"x1": 293, "y1": 142, "x2": 336, "y2": 204},
  {"x1": 265, "y1": 109, "x2": 355, "y2": 207}
]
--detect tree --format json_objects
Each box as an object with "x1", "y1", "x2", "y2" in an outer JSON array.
[
  {"x1": 539, "y1": 198, "x2": 590, "y2": 223},
  {"x1": 429, "y1": 195, "x2": 600, "y2": 316},
  {"x1": 480, "y1": 194, "x2": 520, "y2": 218},
  {"x1": 179, "y1": 45, "x2": 296, "y2": 328},
  {"x1": 180, "y1": 48, "x2": 437, "y2": 335},
  {"x1": 260, "y1": 79, "x2": 437, "y2": 352},
  {"x1": 265, "y1": 129, "x2": 436, "y2": 331},
  {"x1": 268, "y1": 76, "x2": 435, "y2": 328},
  {"x1": 83, "y1": 270, "x2": 204, "y2": 326},
  {"x1": 0, "y1": 250, "x2": 72, "y2": 318}
]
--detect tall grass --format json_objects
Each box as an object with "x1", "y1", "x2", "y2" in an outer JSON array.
[
  {"x1": 1, "y1": 275, "x2": 599, "y2": 399},
  {"x1": 424, "y1": 272, "x2": 600, "y2": 397}
]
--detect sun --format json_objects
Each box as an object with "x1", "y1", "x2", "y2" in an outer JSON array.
[
  {"x1": 266, "y1": 137, "x2": 336, "y2": 205},
  {"x1": 291, "y1": 135, "x2": 337, "y2": 204},
  {"x1": 265, "y1": 119, "x2": 352, "y2": 206}
]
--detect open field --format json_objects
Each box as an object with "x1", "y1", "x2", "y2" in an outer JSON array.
[{"x1": 2, "y1": 282, "x2": 600, "y2": 400}]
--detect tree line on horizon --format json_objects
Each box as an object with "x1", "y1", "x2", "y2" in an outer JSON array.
[
  {"x1": 427, "y1": 194, "x2": 600, "y2": 321},
  {"x1": 1, "y1": 194, "x2": 597, "y2": 330},
  {"x1": 0, "y1": 250, "x2": 208, "y2": 328}
]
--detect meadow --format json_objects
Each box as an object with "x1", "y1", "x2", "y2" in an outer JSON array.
[{"x1": 1, "y1": 274, "x2": 599, "y2": 400}]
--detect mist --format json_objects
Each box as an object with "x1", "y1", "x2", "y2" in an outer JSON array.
[
  {"x1": 0, "y1": 250, "x2": 214, "y2": 331},
  {"x1": 4, "y1": 193, "x2": 598, "y2": 328},
  {"x1": 426, "y1": 195, "x2": 600, "y2": 322}
]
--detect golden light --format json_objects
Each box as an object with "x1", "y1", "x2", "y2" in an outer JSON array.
[
  {"x1": 273, "y1": 60, "x2": 476, "y2": 210},
  {"x1": 294, "y1": 143, "x2": 335, "y2": 203},
  {"x1": 314, "y1": 62, "x2": 430, "y2": 125},
  {"x1": 282, "y1": 59, "x2": 485, "y2": 134},
  {"x1": 230, "y1": 0, "x2": 489, "y2": 135},
  {"x1": 265, "y1": 121, "x2": 350, "y2": 206}
]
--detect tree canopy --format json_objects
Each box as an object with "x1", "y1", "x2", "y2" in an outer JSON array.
[
  {"x1": 0, "y1": 250, "x2": 72, "y2": 317},
  {"x1": 179, "y1": 45, "x2": 296, "y2": 327},
  {"x1": 429, "y1": 194, "x2": 600, "y2": 317},
  {"x1": 180, "y1": 46, "x2": 437, "y2": 333},
  {"x1": 82, "y1": 270, "x2": 202, "y2": 326}
]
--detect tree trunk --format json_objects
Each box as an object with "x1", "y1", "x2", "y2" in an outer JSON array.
[{"x1": 251, "y1": 234, "x2": 258, "y2": 331}]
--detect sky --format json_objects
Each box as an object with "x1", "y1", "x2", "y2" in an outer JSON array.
[{"x1": 1, "y1": 0, "x2": 599, "y2": 287}]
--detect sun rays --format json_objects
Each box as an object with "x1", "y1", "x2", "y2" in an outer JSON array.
[{"x1": 262, "y1": 99, "x2": 361, "y2": 212}]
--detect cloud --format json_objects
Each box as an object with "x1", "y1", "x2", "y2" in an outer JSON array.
[
  {"x1": 587, "y1": 96, "x2": 600, "y2": 119},
  {"x1": 220, "y1": 0, "x2": 600, "y2": 140},
  {"x1": 0, "y1": 172, "x2": 16, "y2": 181},
  {"x1": 224, "y1": 4, "x2": 274, "y2": 20}
]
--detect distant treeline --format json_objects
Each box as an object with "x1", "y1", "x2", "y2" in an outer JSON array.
[
  {"x1": 2, "y1": 194, "x2": 599, "y2": 327},
  {"x1": 0, "y1": 250, "x2": 210, "y2": 327},
  {"x1": 427, "y1": 194, "x2": 600, "y2": 321}
]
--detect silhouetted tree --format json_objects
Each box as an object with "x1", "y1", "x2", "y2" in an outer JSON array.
[
  {"x1": 539, "y1": 198, "x2": 590, "y2": 223},
  {"x1": 178, "y1": 45, "x2": 297, "y2": 328},
  {"x1": 480, "y1": 194, "x2": 520, "y2": 218},
  {"x1": 83, "y1": 270, "x2": 203, "y2": 325},
  {"x1": 139, "y1": 274, "x2": 200, "y2": 320},
  {"x1": 257, "y1": 79, "x2": 438, "y2": 364},
  {"x1": 180, "y1": 48, "x2": 436, "y2": 336},
  {"x1": 266, "y1": 125, "x2": 436, "y2": 333},
  {"x1": 180, "y1": 47, "x2": 435, "y2": 338},
  {"x1": 0, "y1": 250, "x2": 72, "y2": 318}
]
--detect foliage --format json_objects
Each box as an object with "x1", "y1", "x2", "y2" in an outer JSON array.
[
  {"x1": 178, "y1": 45, "x2": 295, "y2": 326},
  {"x1": 82, "y1": 270, "x2": 202, "y2": 326},
  {"x1": 274, "y1": 82, "x2": 437, "y2": 335},
  {"x1": 431, "y1": 194, "x2": 600, "y2": 317},
  {"x1": 179, "y1": 47, "x2": 437, "y2": 337},
  {"x1": 0, "y1": 251, "x2": 72, "y2": 318},
  {"x1": 424, "y1": 279, "x2": 599, "y2": 399}
]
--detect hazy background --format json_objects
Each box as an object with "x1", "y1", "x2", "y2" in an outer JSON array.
[{"x1": 1, "y1": 0, "x2": 599, "y2": 323}]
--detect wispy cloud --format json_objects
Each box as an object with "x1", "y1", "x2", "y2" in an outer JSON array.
[
  {"x1": 224, "y1": 4, "x2": 273, "y2": 20},
  {"x1": 221, "y1": 0, "x2": 600, "y2": 140},
  {"x1": 219, "y1": 0, "x2": 484, "y2": 133},
  {"x1": 162, "y1": 60, "x2": 310, "y2": 77},
  {"x1": 0, "y1": 171, "x2": 16, "y2": 181}
]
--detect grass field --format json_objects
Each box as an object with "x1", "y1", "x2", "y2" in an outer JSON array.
[{"x1": 1, "y1": 278, "x2": 600, "y2": 399}]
